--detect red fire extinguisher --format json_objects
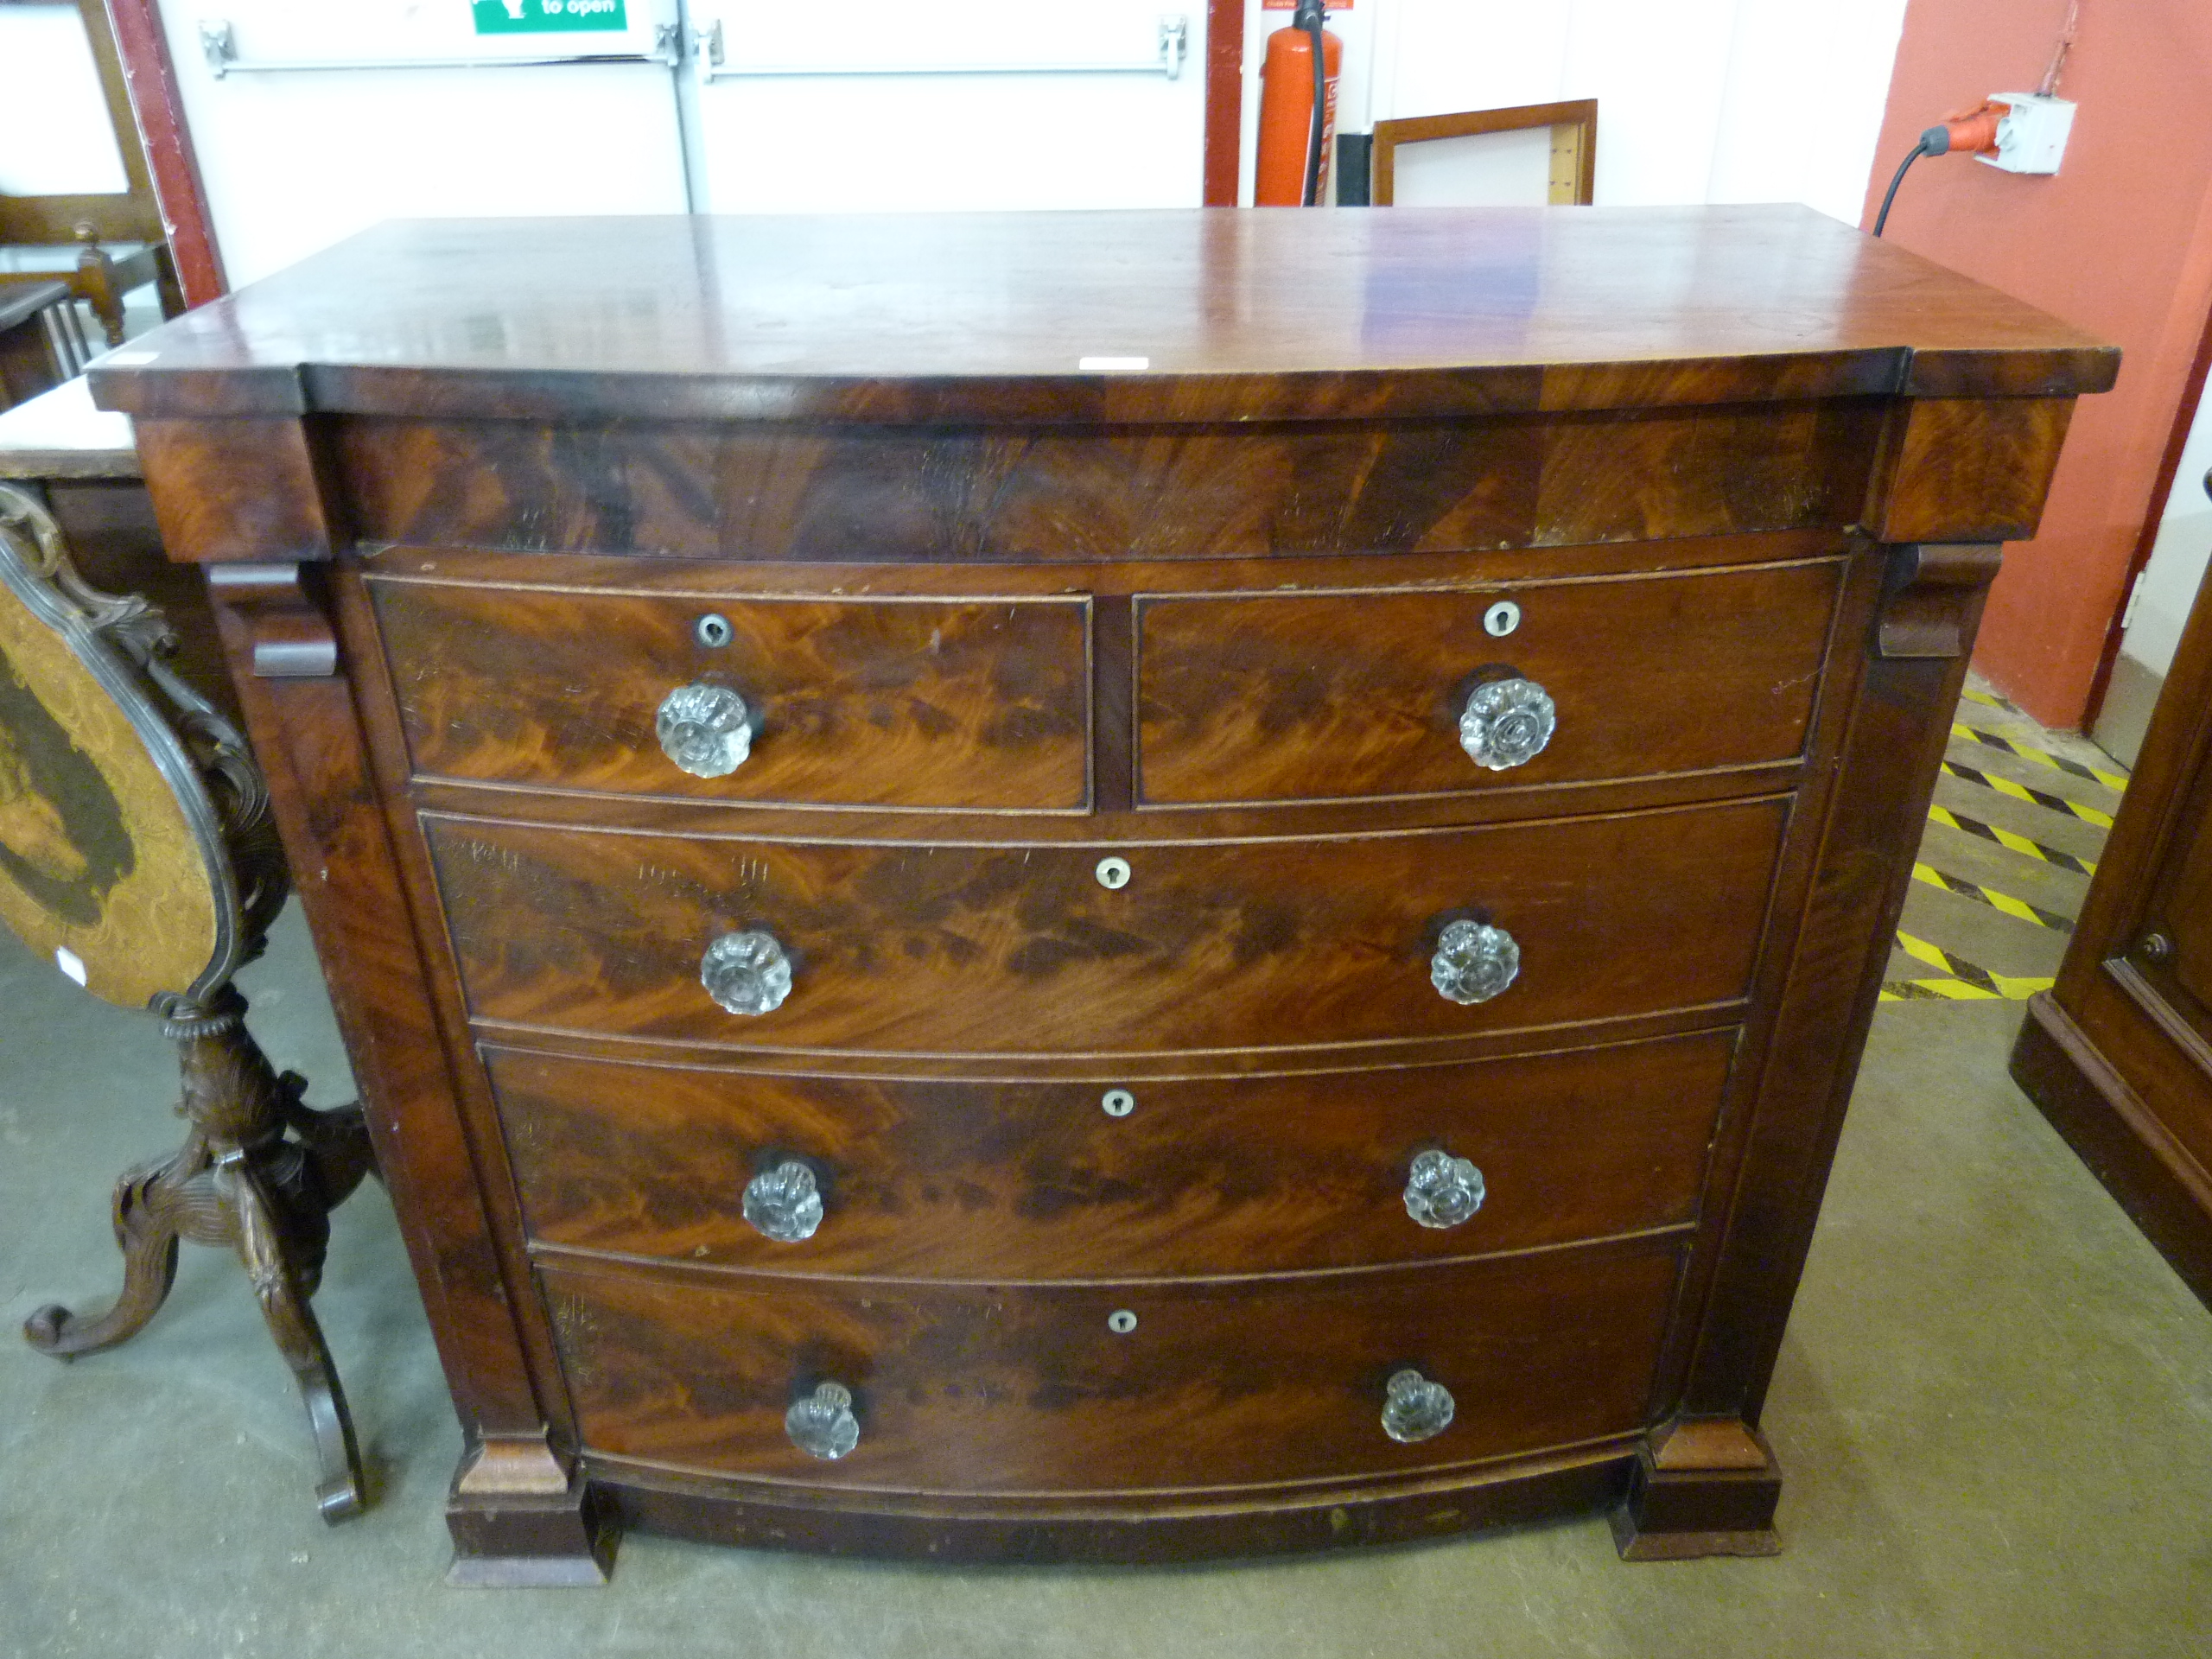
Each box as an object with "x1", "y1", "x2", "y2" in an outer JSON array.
[{"x1": 1255, "y1": 1, "x2": 1342, "y2": 206}]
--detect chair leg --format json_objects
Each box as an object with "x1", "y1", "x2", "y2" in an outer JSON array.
[{"x1": 73, "y1": 242, "x2": 127, "y2": 348}]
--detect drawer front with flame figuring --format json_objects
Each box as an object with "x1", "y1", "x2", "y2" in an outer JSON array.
[
  {"x1": 1136, "y1": 558, "x2": 1844, "y2": 804},
  {"x1": 371, "y1": 576, "x2": 1092, "y2": 810},
  {"x1": 539, "y1": 1236, "x2": 1682, "y2": 1492},
  {"x1": 426, "y1": 797, "x2": 1787, "y2": 1057},
  {"x1": 490, "y1": 1028, "x2": 1736, "y2": 1277}
]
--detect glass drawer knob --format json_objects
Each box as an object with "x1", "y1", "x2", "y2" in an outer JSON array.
[
  {"x1": 1458, "y1": 677, "x2": 1554, "y2": 771},
  {"x1": 702, "y1": 929, "x2": 792, "y2": 1016},
  {"x1": 742, "y1": 1160, "x2": 823, "y2": 1243},
  {"x1": 657, "y1": 681, "x2": 754, "y2": 778},
  {"x1": 785, "y1": 1382, "x2": 860, "y2": 1460},
  {"x1": 1404, "y1": 1150, "x2": 1485, "y2": 1229},
  {"x1": 1381, "y1": 1368, "x2": 1455, "y2": 1444},
  {"x1": 1430, "y1": 919, "x2": 1519, "y2": 1005}
]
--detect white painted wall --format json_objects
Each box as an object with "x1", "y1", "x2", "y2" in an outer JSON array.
[
  {"x1": 2115, "y1": 378, "x2": 2212, "y2": 683},
  {"x1": 152, "y1": 0, "x2": 1911, "y2": 286},
  {"x1": 162, "y1": 0, "x2": 1205, "y2": 286},
  {"x1": 1240, "y1": 0, "x2": 1910, "y2": 222},
  {"x1": 162, "y1": 0, "x2": 692, "y2": 285},
  {"x1": 0, "y1": 4, "x2": 130, "y2": 196},
  {"x1": 686, "y1": 2, "x2": 1205, "y2": 213}
]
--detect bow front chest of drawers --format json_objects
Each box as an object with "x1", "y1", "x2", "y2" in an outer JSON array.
[{"x1": 92, "y1": 208, "x2": 2113, "y2": 1580}]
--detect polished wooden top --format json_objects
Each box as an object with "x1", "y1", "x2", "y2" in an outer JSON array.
[{"x1": 90, "y1": 207, "x2": 2117, "y2": 424}]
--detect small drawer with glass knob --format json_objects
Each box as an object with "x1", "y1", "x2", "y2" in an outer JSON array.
[
  {"x1": 364, "y1": 563, "x2": 1093, "y2": 810},
  {"x1": 1134, "y1": 558, "x2": 1846, "y2": 805}
]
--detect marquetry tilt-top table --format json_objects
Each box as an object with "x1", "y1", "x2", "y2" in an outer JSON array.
[
  {"x1": 2, "y1": 378, "x2": 375, "y2": 1522},
  {"x1": 86, "y1": 206, "x2": 2113, "y2": 1581}
]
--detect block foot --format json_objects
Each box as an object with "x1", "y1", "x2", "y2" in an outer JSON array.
[
  {"x1": 1611, "y1": 1418, "x2": 1783, "y2": 1560},
  {"x1": 445, "y1": 1437, "x2": 615, "y2": 1586}
]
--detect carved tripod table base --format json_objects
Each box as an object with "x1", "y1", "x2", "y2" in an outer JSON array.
[{"x1": 22, "y1": 986, "x2": 378, "y2": 1522}]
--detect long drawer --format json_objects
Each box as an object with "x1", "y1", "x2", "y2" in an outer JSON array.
[
  {"x1": 1138, "y1": 558, "x2": 1844, "y2": 804},
  {"x1": 492, "y1": 1029, "x2": 1734, "y2": 1277},
  {"x1": 427, "y1": 797, "x2": 1787, "y2": 1056},
  {"x1": 369, "y1": 577, "x2": 1091, "y2": 810},
  {"x1": 540, "y1": 1236, "x2": 1681, "y2": 1492}
]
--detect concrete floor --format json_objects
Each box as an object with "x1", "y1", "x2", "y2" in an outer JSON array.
[{"x1": 5, "y1": 909, "x2": 2212, "y2": 1658}]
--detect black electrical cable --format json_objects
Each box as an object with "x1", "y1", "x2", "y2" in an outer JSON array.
[
  {"x1": 1872, "y1": 124, "x2": 1953, "y2": 238},
  {"x1": 1298, "y1": 0, "x2": 1327, "y2": 206}
]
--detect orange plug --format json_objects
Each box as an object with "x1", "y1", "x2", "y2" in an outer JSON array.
[{"x1": 1930, "y1": 102, "x2": 2007, "y2": 156}]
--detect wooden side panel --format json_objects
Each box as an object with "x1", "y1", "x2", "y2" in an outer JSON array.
[
  {"x1": 489, "y1": 1028, "x2": 1736, "y2": 1277},
  {"x1": 2012, "y1": 994, "x2": 2212, "y2": 1311},
  {"x1": 1138, "y1": 560, "x2": 1843, "y2": 804},
  {"x1": 1872, "y1": 397, "x2": 2075, "y2": 543},
  {"x1": 199, "y1": 594, "x2": 550, "y2": 1439},
  {"x1": 423, "y1": 798, "x2": 1789, "y2": 1057},
  {"x1": 539, "y1": 1238, "x2": 1683, "y2": 1492},
  {"x1": 2025, "y1": 439, "x2": 2212, "y2": 1296},
  {"x1": 370, "y1": 581, "x2": 1092, "y2": 810},
  {"x1": 333, "y1": 404, "x2": 1885, "y2": 563},
  {"x1": 2133, "y1": 779, "x2": 2212, "y2": 1142},
  {"x1": 135, "y1": 417, "x2": 334, "y2": 563},
  {"x1": 1681, "y1": 631, "x2": 1984, "y2": 1422}
]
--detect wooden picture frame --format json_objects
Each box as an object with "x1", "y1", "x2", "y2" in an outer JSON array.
[{"x1": 1371, "y1": 99, "x2": 1598, "y2": 208}]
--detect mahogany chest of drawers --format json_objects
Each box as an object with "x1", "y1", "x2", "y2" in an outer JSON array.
[{"x1": 92, "y1": 207, "x2": 2113, "y2": 1581}]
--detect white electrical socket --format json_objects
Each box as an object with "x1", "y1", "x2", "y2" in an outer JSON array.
[{"x1": 1980, "y1": 92, "x2": 2075, "y2": 175}]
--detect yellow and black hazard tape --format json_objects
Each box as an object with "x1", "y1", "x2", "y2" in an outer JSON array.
[
  {"x1": 1924, "y1": 803, "x2": 2095, "y2": 876},
  {"x1": 1941, "y1": 758, "x2": 2114, "y2": 829},
  {"x1": 1950, "y1": 721, "x2": 2128, "y2": 792},
  {"x1": 1879, "y1": 931, "x2": 2054, "y2": 1001},
  {"x1": 1910, "y1": 861, "x2": 2073, "y2": 931},
  {"x1": 1960, "y1": 686, "x2": 2014, "y2": 713}
]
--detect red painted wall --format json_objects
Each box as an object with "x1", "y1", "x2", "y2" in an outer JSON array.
[{"x1": 1864, "y1": 0, "x2": 2212, "y2": 728}]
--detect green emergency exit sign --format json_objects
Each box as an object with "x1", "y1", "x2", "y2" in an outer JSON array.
[{"x1": 473, "y1": 0, "x2": 628, "y2": 35}]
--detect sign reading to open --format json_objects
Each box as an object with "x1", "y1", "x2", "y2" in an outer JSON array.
[{"x1": 472, "y1": 0, "x2": 629, "y2": 35}]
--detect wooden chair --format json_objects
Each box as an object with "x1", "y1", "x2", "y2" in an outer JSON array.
[
  {"x1": 0, "y1": 0, "x2": 186, "y2": 346},
  {"x1": 0, "y1": 281, "x2": 92, "y2": 410}
]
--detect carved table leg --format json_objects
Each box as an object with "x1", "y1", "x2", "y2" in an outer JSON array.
[
  {"x1": 21, "y1": 986, "x2": 378, "y2": 1522},
  {"x1": 23, "y1": 1145, "x2": 197, "y2": 1357},
  {"x1": 219, "y1": 1154, "x2": 365, "y2": 1522}
]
